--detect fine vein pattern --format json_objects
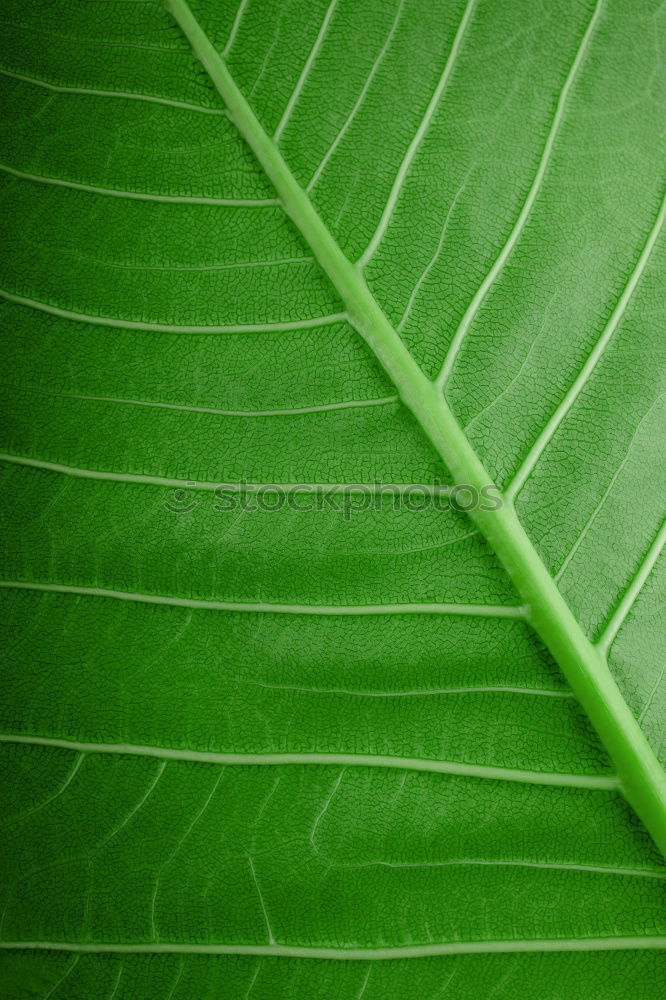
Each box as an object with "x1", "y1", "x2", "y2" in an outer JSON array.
[{"x1": 0, "y1": 1, "x2": 665, "y2": 998}]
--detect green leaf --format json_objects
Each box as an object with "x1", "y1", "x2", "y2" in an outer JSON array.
[{"x1": 0, "y1": 0, "x2": 665, "y2": 996}]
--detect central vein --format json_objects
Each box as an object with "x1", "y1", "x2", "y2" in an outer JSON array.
[{"x1": 165, "y1": 0, "x2": 666, "y2": 858}]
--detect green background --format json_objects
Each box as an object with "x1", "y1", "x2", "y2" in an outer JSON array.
[{"x1": 1, "y1": 0, "x2": 665, "y2": 995}]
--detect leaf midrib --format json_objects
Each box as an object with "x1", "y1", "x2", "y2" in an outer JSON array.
[{"x1": 165, "y1": 0, "x2": 666, "y2": 858}]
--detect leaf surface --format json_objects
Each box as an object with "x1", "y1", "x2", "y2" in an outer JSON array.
[{"x1": 0, "y1": 0, "x2": 665, "y2": 996}]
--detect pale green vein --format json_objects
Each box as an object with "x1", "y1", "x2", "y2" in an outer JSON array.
[
  {"x1": 0, "y1": 753, "x2": 84, "y2": 831},
  {"x1": 0, "y1": 66, "x2": 226, "y2": 115},
  {"x1": 307, "y1": 0, "x2": 406, "y2": 193},
  {"x1": 0, "y1": 290, "x2": 346, "y2": 332},
  {"x1": 95, "y1": 761, "x2": 165, "y2": 851},
  {"x1": 2, "y1": 382, "x2": 399, "y2": 417},
  {"x1": 0, "y1": 162, "x2": 279, "y2": 206},
  {"x1": 273, "y1": 0, "x2": 340, "y2": 143},
  {"x1": 0, "y1": 581, "x2": 525, "y2": 618},
  {"x1": 640, "y1": 664, "x2": 666, "y2": 725},
  {"x1": 356, "y1": 968, "x2": 371, "y2": 999},
  {"x1": 248, "y1": 856, "x2": 275, "y2": 944},
  {"x1": 332, "y1": 858, "x2": 665, "y2": 880},
  {"x1": 436, "y1": 0, "x2": 603, "y2": 389},
  {"x1": 397, "y1": 169, "x2": 472, "y2": 333},
  {"x1": 243, "y1": 963, "x2": 260, "y2": 1000},
  {"x1": 1, "y1": 22, "x2": 179, "y2": 55},
  {"x1": 222, "y1": 0, "x2": 250, "y2": 59},
  {"x1": 463, "y1": 313, "x2": 550, "y2": 434},
  {"x1": 597, "y1": 520, "x2": 666, "y2": 655},
  {"x1": 0, "y1": 452, "x2": 449, "y2": 495},
  {"x1": 0, "y1": 734, "x2": 616, "y2": 789},
  {"x1": 555, "y1": 399, "x2": 661, "y2": 584},
  {"x1": 166, "y1": 0, "x2": 666, "y2": 855},
  {"x1": 58, "y1": 251, "x2": 312, "y2": 274},
  {"x1": 164, "y1": 961, "x2": 184, "y2": 1000},
  {"x1": 358, "y1": 0, "x2": 476, "y2": 266},
  {"x1": 251, "y1": 681, "x2": 574, "y2": 699},
  {"x1": 507, "y1": 190, "x2": 666, "y2": 501},
  {"x1": 150, "y1": 771, "x2": 224, "y2": 941},
  {"x1": 310, "y1": 772, "x2": 345, "y2": 847},
  {"x1": 42, "y1": 954, "x2": 80, "y2": 1000},
  {"x1": 108, "y1": 963, "x2": 123, "y2": 1000},
  {"x1": 1, "y1": 937, "x2": 663, "y2": 958}
]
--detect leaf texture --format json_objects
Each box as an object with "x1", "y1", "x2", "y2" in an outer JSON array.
[{"x1": 0, "y1": 0, "x2": 665, "y2": 997}]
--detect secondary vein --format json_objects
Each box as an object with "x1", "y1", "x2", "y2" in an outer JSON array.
[
  {"x1": 0, "y1": 162, "x2": 279, "y2": 206},
  {"x1": 273, "y1": 0, "x2": 340, "y2": 143},
  {"x1": 0, "y1": 733, "x2": 617, "y2": 789},
  {"x1": 358, "y1": 0, "x2": 476, "y2": 267},
  {"x1": 307, "y1": 0, "x2": 406, "y2": 193},
  {"x1": 0, "y1": 290, "x2": 346, "y2": 332},
  {"x1": 2, "y1": 382, "x2": 399, "y2": 417},
  {"x1": 506, "y1": 190, "x2": 666, "y2": 500},
  {"x1": 0, "y1": 66, "x2": 226, "y2": 115},
  {"x1": 0, "y1": 452, "x2": 450, "y2": 494},
  {"x1": 435, "y1": 0, "x2": 603, "y2": 389},
  {"x1": 597, "y1": 520, "x2": 666, "y2": 655},
  {"x1": 0, "y1": 581, "x2": 525, "y2": 618},
  {"x1": 1, "y1": 937, "x2": 663, "y2": 958}
]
